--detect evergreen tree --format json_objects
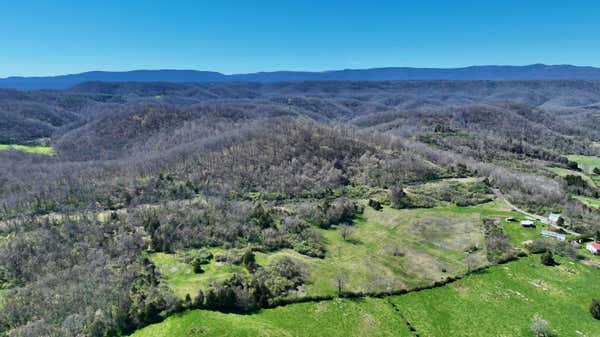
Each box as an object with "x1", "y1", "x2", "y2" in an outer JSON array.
[
  {"x1": 242, "y1": 250, "x2": 257, "y2": 272},
  {"x1": 192, "y1": 258, "x2": 205, "y2": 274},
  {"x1": 591, "y1": 299, "x2": 600, "y2": 320},
  {"x1": 541, "y1": 251, "x2": 556, "y2": 266},
  {"x1": 193, "y1": 289, "x2": 204, "y2": 309}
]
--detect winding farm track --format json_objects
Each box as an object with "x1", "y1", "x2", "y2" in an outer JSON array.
[{"x1": 493, "y1": 189, "x2": 580, "y2": 236}]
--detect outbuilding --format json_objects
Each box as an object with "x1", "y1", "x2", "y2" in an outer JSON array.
[
  {"x1": 548, "y1": 213, "x2": 563, "y2": 225},
  {"x1": 520, "y1": 220, "x2": 535, "y2": 228},
  {"x1": 586, "y1": 242, "x2": 600, "y2": 255},
  {"x1": 540, "y1": 230, "x2": 566, "y2": 241}
]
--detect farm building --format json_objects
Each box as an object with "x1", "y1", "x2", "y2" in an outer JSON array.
[
  {"x1": 540, "y1": 230, "x2": 566, "y2": 241},
  {"x1": 520, "y1": 220, "x2": 535, "y2": 228},
  {"x1": 548, "y1": 213, "x2": 563, "y2": 225},
  {"x1": 506, "y1": 217, "x2": 516, "y2": 222},
  {"x1": 586, "y1": 242, "x2": 600, "y2": 255}
]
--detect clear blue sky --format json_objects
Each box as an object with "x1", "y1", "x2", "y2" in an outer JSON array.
[{"x1": 1, "y1": 0, "x2": 599, "y2": 77}]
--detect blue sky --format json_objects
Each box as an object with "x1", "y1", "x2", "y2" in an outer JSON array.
[{"x1": 1, "y1": 0, "x2": 599, "y2": 77}]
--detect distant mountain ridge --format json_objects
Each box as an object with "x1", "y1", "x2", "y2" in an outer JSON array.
[{"x1": 4, "y1": 64, "x2": 600, "y2": 90}]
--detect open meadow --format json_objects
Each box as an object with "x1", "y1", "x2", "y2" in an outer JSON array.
[
  {"x1": 131, "y1": 255, "x2": 600, "y2": 337},
  {"x1": 151, "y1": 196, "x2": 525, "y2": 299},
  {"x1": 0, "y1": 143, "x2": 53, "y2": 155},
  {"x1": 129, "y1": 297, "x2": 413, "y2": 337},
  {"x1": 392, "y1": 255, "x2": 600, "y2": 337}
]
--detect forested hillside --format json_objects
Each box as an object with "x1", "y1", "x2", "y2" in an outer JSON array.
[{"x1": 1, "y1": 80, "x2": 600, "y2": 337}]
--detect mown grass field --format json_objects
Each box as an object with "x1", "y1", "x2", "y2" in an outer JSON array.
[
  {"x1": 392, "y1": 255, "x2": 600, "y2": 337},
  {"x1": 0, "y1": 144, "x2": 54, "y2": 155},
  {"x1": 130, "y1": 297, "x2": 413, "y2": 337},
  {"x1": 501, "y1": 216, "x2": 549, "y2": 245}
]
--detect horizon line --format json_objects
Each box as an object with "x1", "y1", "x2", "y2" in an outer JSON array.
[{"x1": 2, "y1": 63, "x2": 600, "y2": 80}]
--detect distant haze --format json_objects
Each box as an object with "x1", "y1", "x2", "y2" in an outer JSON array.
[{"x1": 4, "y1": 64, "x2": 600, "y2": 90}]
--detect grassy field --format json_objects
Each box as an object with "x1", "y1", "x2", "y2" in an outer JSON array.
[
  {"x1": 568, "y1": 155, "x2": 600, "y2": 174},
  {"x1": 574, "y1": 195, "x2": 600, "y2": 209},
  {"x1": 130, "y1": 297, "x2": 413, "y2": 337},
  {"x1": 152, "y1": 198, "x2": 527, "y2": 299},
  {"x1": 132, "y1": 255, "x2": 600, "y2": 337},
  {"x1": 567, "y1": 155, "x2": 600, "y2": 186},
  {"x1": 547, "y1": 166, "x2": 597, "y2": 187},
  {"x1": 150, "y1": 249, "x2": 248, "y2": 298},
  {"x1": 392, "y1": 255, "x2": 600, "y2": 337},
  {"x1": 256, "y1": 200, "x2": 516, "y2": 296},
  {"x1": 502, "y1": 216, "x2": 549, "y2": 245},
  {"x1": 551, "y1": 156, "x2": 600, "y2": 207},
  {"x1": 0, "y1": 144, "x2": 54, "y2": 155},
  {"x1": 134, "y1": 198, "x2": 600, "y2": 337}
]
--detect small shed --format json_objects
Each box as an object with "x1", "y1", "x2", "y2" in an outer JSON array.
[
  {"x1": 506, "y1": 217, "x2": 516, "y2": 222},
  {"x1": 540, "y1": 230, "x2": 566, "y2": 241},
  {"x1": 520, "y1": 220, "x2": 535, "y2": 228},
  {"x1": 548, "y1": 213, "x2": 563, "y2": 225},
  {"x1": 586, "y1": 242, "x2": 600, "y2": 255}
]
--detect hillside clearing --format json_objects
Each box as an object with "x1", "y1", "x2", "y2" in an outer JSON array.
[
  {"x1": 153, "y1": 199, "x2": 522, "y2": 299},
  {"x1": 568, "y1": 155, "x2": 600, "y2": 174},
  {"x1": 0, "y1": 144, "x2": 54, "y2": 155},
  {"x1": 547, "y1": 166, "x2": 597, "y2": 187},
  {"x1": 574, "y1": 195, "x2": 600, "y2": 209},
  {"x1": 150, "y1": 250, "x2": 248, "y2": 298}
]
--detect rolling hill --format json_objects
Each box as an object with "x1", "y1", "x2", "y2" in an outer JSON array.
[
  {"x1": 5, "y1": 64, "x2": 600, "y2": 90},
  {"x1": 1, "y1": 79, "x2": 600, "y2": 337}
]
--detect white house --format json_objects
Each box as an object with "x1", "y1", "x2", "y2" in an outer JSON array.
[{"x1": 586, "y1": 242, "x2": 600, "y2": 255}]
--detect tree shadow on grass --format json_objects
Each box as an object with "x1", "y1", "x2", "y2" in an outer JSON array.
[{"x1": 345, "y1": 237, "x2": 363, "y2": 245}]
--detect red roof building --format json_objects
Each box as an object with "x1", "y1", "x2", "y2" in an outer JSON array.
[{"x1": 586, "y1": 242, "x2": 600, "y2": 255}]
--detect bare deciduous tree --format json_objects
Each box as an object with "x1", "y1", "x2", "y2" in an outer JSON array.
[
  {"x1": 333, "y1": 272, "x2": 348, "y2": 295},
  {"x1": 340, "y1": 225, "x2": 354, "y2": 241}
]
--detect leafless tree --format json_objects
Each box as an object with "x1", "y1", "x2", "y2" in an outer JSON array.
[{"x1": 340, "y1": 225, "x2": 353, "y2": 241}]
